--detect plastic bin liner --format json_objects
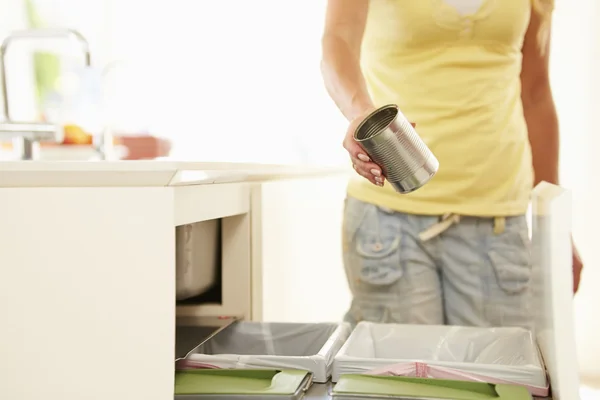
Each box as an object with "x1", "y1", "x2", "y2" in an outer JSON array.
[
  {"x1": 182, "y1": 321, "x2": 351, "y2": 383},
  {"x1": 332, "y1": 322, "x2": 548, "y2": 397}
]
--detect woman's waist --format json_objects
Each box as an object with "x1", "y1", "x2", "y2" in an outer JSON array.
[
  {"x1": 347, "y1": 142, "x2": 533, "y2": 215},
  {"x1": 347, "y1": 175, "x2": 532, "y2": 217}
]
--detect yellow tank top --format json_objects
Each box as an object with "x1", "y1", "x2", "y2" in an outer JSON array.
[{"x1": 347, "y1": 0, "x2": 534, "y2": 217}]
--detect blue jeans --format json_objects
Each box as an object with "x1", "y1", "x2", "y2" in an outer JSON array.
[{"x1": 342, "y1": 197, "x2": 533, "y2": 328}]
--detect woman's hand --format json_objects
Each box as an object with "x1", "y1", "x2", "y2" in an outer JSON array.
[
  {"x1": 572, "y1": 240, "x2": 583, "y2": 294},
  {"x1": 343, "y1": 111, "x2": 415, "y2": 187},
  {"x1": 343, "y1": 110, "x2": 384, "y2": 186}
]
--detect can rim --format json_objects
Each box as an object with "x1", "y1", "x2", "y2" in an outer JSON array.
[{"x1": 353, "y1": 104, "x2": 398, "y2": 142}]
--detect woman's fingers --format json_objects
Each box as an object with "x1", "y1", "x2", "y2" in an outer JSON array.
[
  {"x1": 351, "y1": 157, "x2": 384, "y2": 186},
  {"x1": 343, "y1": 129, "x2": 385, "y2": 186}
]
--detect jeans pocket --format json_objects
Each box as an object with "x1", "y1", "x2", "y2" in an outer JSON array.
[
  {"x1": 355, "y1": 233, "x2": 402, "y2": 286},
  {"x1": 347, "y1": 227, "x2": 402, "y2": 324},
  {"x1": 351, "y1": 202, "x2": 403, "y2": 288},
  {"x1": 488, "y1": 224, "x2": 532, "y2": 295}
]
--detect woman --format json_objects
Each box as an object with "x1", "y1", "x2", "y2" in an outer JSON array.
[{"x1": 321, "y1": 0, "x2": 583, "y2": 328}]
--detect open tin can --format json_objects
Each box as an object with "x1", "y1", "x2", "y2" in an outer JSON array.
[{"x1": 354, "y1": 104, "x2": 439, "y2": 193}]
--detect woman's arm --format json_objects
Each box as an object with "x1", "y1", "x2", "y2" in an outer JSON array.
[
  {"x1": 521, "y1": 8, "x2": 584, "y2": 293},
  {"x1": 321, "y1": 0, "x2": 374, "y2": 121},
  {"x1": 321, "y1": 0, "x2": 384, "y2": 185},
  {"x1": 520, "y1": 7, "x2": 558, "y2": 185}
]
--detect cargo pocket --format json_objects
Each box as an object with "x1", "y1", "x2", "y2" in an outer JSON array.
[
  {"x1": 352, "y1": 205, "x2": 403, "y2": 290},
  {"x1": 343, "y1": 200, "x2": 404, "y2": 324},
  {"x1": 355, "y1": 234, "x2": 402, "y2": 286},
  {"x1": 488, "y1": 224, "x2": 532, "y2": 295}
]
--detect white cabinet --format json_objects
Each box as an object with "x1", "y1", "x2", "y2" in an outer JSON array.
[
  {"x1": 175, "y1": 183, "x2": 253, "y2": 320},
  {"x1": 174, "y1": 174, "x2": 353, "y2": 323},
  {"x1": 0, "y1": 186, "x2": 177, "y2": 400},
  {"x1": 250, "y1": 175, "x2": 352, "y2": 322},
  {"x1": 0, "y1": 161, "x2": 352, "y2": 400}
]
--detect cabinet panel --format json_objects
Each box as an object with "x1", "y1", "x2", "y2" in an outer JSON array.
[{"x1": 251, "y1": 175, "x2": 352, "y2": 322}]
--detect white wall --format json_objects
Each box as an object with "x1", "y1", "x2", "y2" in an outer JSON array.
[{"x1": 104, "y1": 0, "x2": 347, "y2": 166}]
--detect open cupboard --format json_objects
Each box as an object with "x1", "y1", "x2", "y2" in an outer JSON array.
[
  {"x1": 173, "y1": 181, "x2": 581, "y2": 400},
  {"x1": 173, "y1": 175, "x2": 351, "y2": 323}
]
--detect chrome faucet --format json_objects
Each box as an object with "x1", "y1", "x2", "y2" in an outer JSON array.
[{"x1": 0, "y1": 28, "x2": 101, "y2": 160}]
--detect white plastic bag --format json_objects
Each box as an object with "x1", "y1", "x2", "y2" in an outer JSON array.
[{"x1": 333, "y1": 322, "x2": 548, "y2": 396}]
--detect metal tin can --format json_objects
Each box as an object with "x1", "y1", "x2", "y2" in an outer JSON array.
[{"x1": 354, "y1": 104, "x2": 439, "y2": 194}]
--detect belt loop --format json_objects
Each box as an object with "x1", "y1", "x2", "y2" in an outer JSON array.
[{"x1": 493, "y1": 217, "x2": 505, "y2": 235}]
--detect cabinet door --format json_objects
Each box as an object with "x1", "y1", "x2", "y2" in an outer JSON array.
[
  {"x1": 531, "y1": 182, "x2": 579, "y2": 400},
  {"x1": 251, "y1": 175, "x2": 351, "y2": 322}
]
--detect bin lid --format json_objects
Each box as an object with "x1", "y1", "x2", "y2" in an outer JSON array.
[
  {"x1": 174, "y1": 369, "x2": 312, "y2": 399},
  {"x1": 332, "y1": 374, "x2": 531, "y2": 399}
]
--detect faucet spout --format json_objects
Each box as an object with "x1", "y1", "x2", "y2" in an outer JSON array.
[
  {"x1": 0, "y1": 29, "x2": 92, "y2": 160},
  {"x1": 0, "y1": 28, "x2": 91, "y2": 67},
  {"x1": 1, "y1": 28, "x2": 92, "y2": 118}
]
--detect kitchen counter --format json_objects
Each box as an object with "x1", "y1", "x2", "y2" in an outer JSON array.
[
  {"x1": 0, "y1": 160, "x2": 350, "y2": 187},
  {"x1": 0, "y1": 160, "x2": 351, "y2": 400}
]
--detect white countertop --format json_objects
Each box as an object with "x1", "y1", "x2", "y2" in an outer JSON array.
[{"x1": 0, "y1": 160, "x2": 351, "y2": 187}]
